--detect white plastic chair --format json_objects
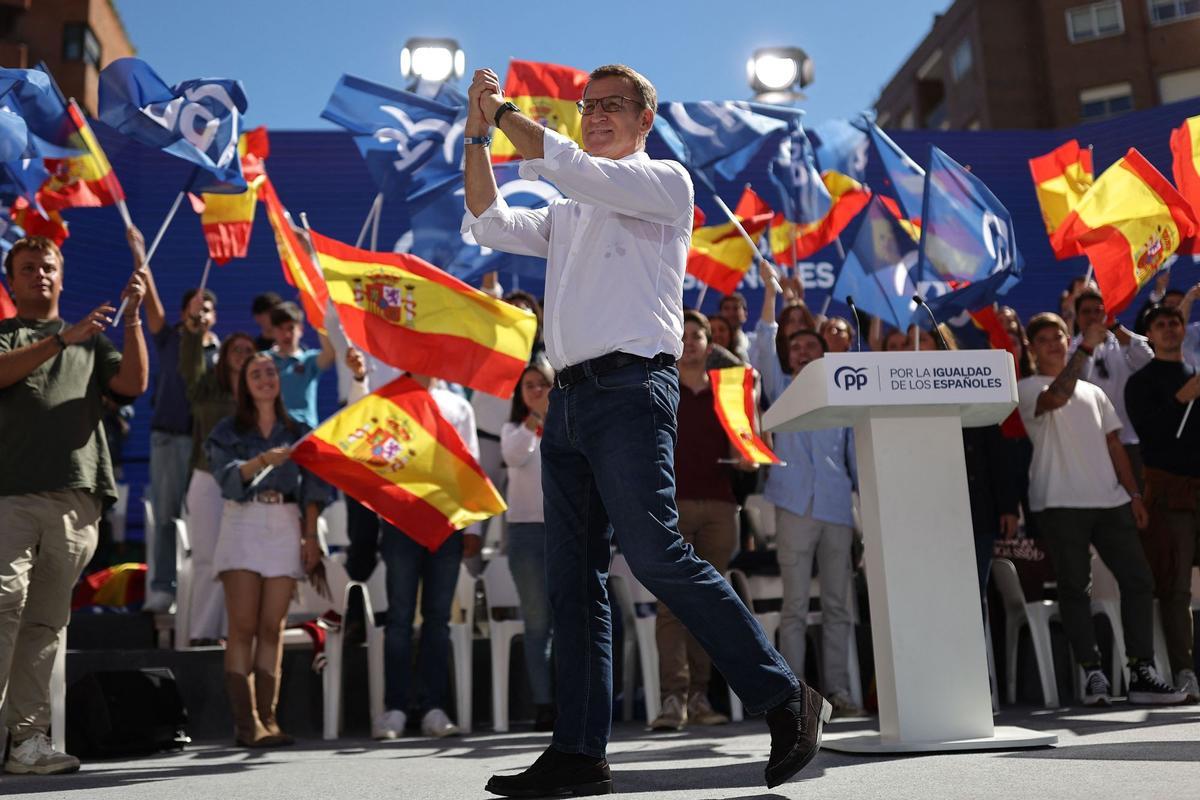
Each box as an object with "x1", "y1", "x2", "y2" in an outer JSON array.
[
  {"x1": 449, "y1": 563, "x2": 476, "y2": 733},
  {"x1": 991, "y1": 558, "x2": 1061, "y2": 708},
  {"x1": 608, "y1": 554, "x2": 661, "y2": 724},
  {"x1": 481, "y1": 556, "x2": 523, "y2": 732},
  {"x1": 319, "y1": 554, "x2": 378, "y2": 740},
  {"x1": 173, "y1": 519, "x2": 193, "y2": 651},
  {"x1": 1089, "y1": 554, "x2": 1130, "y2": 694}
]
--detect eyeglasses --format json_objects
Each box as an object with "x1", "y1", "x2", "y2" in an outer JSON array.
[{"x1": 576, "y1": 95, "x2": 644, "y2": 115}]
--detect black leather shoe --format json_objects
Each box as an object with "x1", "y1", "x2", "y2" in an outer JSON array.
[
  {"x1": 485, "y1": 746, "x2": 613, "y2": 797},
  {"x1": 764, "y1": 684, "x2": 832, "y2": 789}
]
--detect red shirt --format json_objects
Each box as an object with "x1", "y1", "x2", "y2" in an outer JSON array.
[{"x1": 675, "y1": 381, "x2": 736, "y2": 503}]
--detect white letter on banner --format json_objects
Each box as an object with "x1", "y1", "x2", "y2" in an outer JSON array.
[
  {"x1": 980, "y1": 210, "x2": 1011, "y2": 275},
  {"x1": 182, "y1": 84, "x2": 240, "y2": 166},
  {"x1": 142, "y1": 97, "x2": 183, "y2": 132},
  {"x1": 377, "y1": 106, "x2": 451, "y2": 174}
]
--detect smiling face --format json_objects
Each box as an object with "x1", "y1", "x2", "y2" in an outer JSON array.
[
  {"x1": 580, "y1": 75, "x2": 652, "y2": 160},
  {"x1": 1146, "y1": 312, "x2": 1185, "y2": 355},
  {"x1": 8, "y1": 247, "x2": 62, "y2": 310},
  {"x1": 1030, "y1": 325, "x2": 1070, "y2": 372},
  {"x1": 681, "y1": 320, "x2": 712, "y2": 369},
  {"x1": 520, "y1": 368, "x2": 551, "y2": 410},
  {"x1": 225, "y1": 335, "x2": 258, "y2": 376},
  {"x1": 244, "y1": 355, "x2": 281, "y2": 404},
  {"x1": 788, "y1": 331, "x2": 825, "y2": 374}
]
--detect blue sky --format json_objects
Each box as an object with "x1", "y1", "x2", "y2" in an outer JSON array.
[{"x1": 112, "y1": 0, "x2": 950, "y2": 130}]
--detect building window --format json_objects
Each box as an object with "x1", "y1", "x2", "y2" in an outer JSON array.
[
  {"x1": 950, "y1": 39, "x2": 973, "y2": 82},
  {"x1": 1066, "y1": 1, "x2": 1125, "y2": 41},
  {"x1": 1149, "y1": 0, "x2": 1200, "y2": 24},
  {"x1": 1079, "y1": 82, "x2": 1134, "y2": 120},
  {"x1": 1160, "y1": 67, "x2": 1200, "y2": 102},
  {"x1": 62, "y1": 22, "x2": 101, "y2": 69}
]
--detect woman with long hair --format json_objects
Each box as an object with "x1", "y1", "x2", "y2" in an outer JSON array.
[
  {"x1": 499, "y1": 360, "x2": 557, "y2": 730},
  {"x1": 180, "y1": 312, "x2": 258, "y2": 645},
  {"x1": 206, "y1": 353, "x2": 330, "y2": 747},
  {"x1": 774, "y1": 301, "x2": 818, "y2": 373}
]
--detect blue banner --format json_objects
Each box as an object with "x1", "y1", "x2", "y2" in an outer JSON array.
[
  {"x1": 915, "y1": 146, "x2": 1023, "y2": 321},
  {"x1": 831, "y1": 195, "x2": 919, "y2": 330},
  {"x1": 321, "y1": 74, "x2": 464, "y2": 209},
  {"x1": 809, "y1": 118, "x2": 869, "y2": 182},
  {"x1": 857, "y1": 113, "x2": 925, "y2": 221},
  {"x1": 98, "y1": 57, "x2": 247, "y2": 191},
  {"x1": 0, "y1": 67, "x2": 82, "y2": 159}
]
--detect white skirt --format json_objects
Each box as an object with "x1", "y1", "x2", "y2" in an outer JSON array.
[{"x1": 214, "y1": 501, "x2": 304, "y2": 580}]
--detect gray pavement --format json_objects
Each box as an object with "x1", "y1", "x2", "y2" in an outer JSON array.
[{"x1": 6, "y1": 705, "x2": 1200, "y2": 799}]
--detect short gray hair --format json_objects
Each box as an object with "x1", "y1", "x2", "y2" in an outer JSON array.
[{"x1": 588, "y1": 64, "x2": 657, "y2": 114}]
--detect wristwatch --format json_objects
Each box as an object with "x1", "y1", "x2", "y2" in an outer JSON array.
[{"x1": 494, "y1": 101, "x2": 520, "y2": 128}]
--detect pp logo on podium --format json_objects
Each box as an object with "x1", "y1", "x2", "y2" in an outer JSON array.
[{"x1": 833, "y1": 366, "x2": 869, "y2": 391}]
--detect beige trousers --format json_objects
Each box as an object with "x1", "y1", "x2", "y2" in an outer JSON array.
[{"x1": 0, "y1": 490, "x2": 100, "y2": 740}]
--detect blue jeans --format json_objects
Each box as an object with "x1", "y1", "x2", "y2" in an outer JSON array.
[
  {"x1": 542, "y1": 360, "x2": 798, "y2": 757},
  {"x1": 379, "y1": 526, "x2": 463, "y2": 715},
  {"x1": 149, "y1": 431, "x2": 192, "y2": 594},
  {"x1": 507, "y1": 522, "x2": 553, "y2": 705}
]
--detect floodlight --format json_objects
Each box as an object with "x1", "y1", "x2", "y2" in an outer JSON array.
[{"x1": 401, "y1": 37, "x2": 465, "y2": 83}]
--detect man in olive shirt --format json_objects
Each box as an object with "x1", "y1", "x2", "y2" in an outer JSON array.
[
  {"x1": 0, "y1": 232, "x2": 148, "y2": 775},
  {"x1": 1125, "y1": 304, "x2": 1200, "y2": 702}
]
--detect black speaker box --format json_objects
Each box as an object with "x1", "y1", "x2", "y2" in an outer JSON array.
[{"x1": 65, "y1": 668, "x2": 190, "y2": 758}]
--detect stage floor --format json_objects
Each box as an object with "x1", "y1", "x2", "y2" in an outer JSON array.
[{"x1": 5, "y1": 705, "x2": 1199, "y2": 799}]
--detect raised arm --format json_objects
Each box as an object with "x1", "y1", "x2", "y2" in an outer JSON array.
[
  {"x1": 107, "y1": 266, "x2": 150, "y2": 398},
  {"x1": 128, "y1": 226, "x2": 166, "y2": 337},
  {"x1": 1036, "y1": 323, "x2": 1104, "y2": 416}
]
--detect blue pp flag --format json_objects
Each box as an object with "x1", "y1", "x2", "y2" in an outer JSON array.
[
  {"x1": 0, "y1": 157, "x2": 48, "y2": 206},
  {"x1": 409, "y1": 162, "x2": 561, "y2": 285},
  {"x1": 0, "y1": 197, "x2": 26, "y2": 252},
  {"x1": 739, "y1": 103, "x2": 830, "y2": 228},
  {"x1": 831, "y1": 194, "x2": 919, "y2": 331},
  {"x1": 809, "y1": 118, "x2": 869, "y2": 182},
  {"x1": 0, "y1": 110, "x2": 28, "y2": 163},
  {"x1": 321, "y1": 74, "x2": 464, "y2": 210},
  {"x1": 914, "y1": 147, "x2": 1023, "y2": 321},
  {"x1": 0, "y1": 67, "x2": 82, "y2": 159},
  {"x1": 98, "y1": 58, "x2": 247, "y2": 191},
  {"x1": 653, "y1": 101, "x2": 789, "y2": 191},
  {"x1": 856, "y1": 113, "x2": 924, "y2": 221}
]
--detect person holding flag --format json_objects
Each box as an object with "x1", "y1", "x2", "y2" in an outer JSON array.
[
  {"x1": 463, "y1": 63, "x2": 826, "y2": 797},
  {"x1": 750, "y1": 260, "x2": 861, "y2": 718},
  {"x1": 0, "y1": 232, "x2": 149, "y2": 775}
]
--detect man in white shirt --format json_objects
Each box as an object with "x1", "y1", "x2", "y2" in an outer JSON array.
[
  {"x1": 1068, "y1": 287, "x2": 1154, "y2": 486},
  {"x1": 463, "y1": 64, "x2": 824, "y2": 797},
  {"x1": 1017, "y1": 313, "x2": 1184, "y2": 707}
]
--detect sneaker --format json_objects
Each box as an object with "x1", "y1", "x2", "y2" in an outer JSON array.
[
  {"x1": 4, "y1": 733, "x2": 80, "y2": 775},
  {"x1": 485, "y1": 745, "x2": 611, "y2": 797},
  {"x1": 1081, "y1": 668, "x2": 1111, "y2": 706},
  {"x1": 1175, "y1": 669, "x2": 1200, "y2": 704},
  {"x1": 420, "y1": 708, "x2": 460, "y2": 738},
  {"x1": 142, "y1": 590, "x2": 175, "y2": 614},
  {"x1": 764, "y1": 684, "x2": 832, "y2": 789},
  {"x1": 371, "y1": 709, "x2": 407, "y2": 740},
  {"x1": 1128, "y1": 661, "x2": 1188, "y2": 705},
  {"x1": 827, "y1": 691, "x2": 865, "y2": 718},
  {"x1": 687, "y1": 691, "x2": 729, "y2": 725},
  {"x1": 649, "y1": 694, "x2": 686, "y2": 731}
]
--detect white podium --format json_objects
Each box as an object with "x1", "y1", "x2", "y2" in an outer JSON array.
[{"x1": 763, "y1": 350, "x2": 1056, "y2": 754}]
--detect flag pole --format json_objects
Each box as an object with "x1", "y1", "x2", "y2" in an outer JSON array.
[
  {"x1": 1177, "y1": 400, "x2": 1193, "y2": 439},
  {"x1": 115, "y1": 199, "x2": 133, "y2": 230},
  {"x1": 111, "y1": 171, "x2": 194, "y2": 325},
  {"x1": 695, "y1": 282, "x2": 709, "y2": 310},
  {"x1": 247, "y1": 428, "x2": 317, "y2": 491},
  {"x1": 370, "y1": 195, "x2": 382, "y2": 252},
  {"x1": 712, "y1": 194, "x2": 783, "y2": 294},
  {"x1": 355, "y1": 192, "x2": 383, "y2": 249},
  {"x1": 196, "y1": 257, "x2": 213, "y2": 294}
]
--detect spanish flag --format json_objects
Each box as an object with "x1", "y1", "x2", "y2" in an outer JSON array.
[
  {"x1": 191, "y1": 129, "x2": 270, "y2": 264},
  {"x1": 0, "y1": 281, "x2": 15, "y2": 320},
  {"x1": 709, "y1": 366, "x2": 781, "y2": 465},
  {"x1": 1170, "y1": 115, "x2": 1200, "y2": 253},
  {"x1": 492, "y1": 59, "x2": 589, "y2": 163},
  {"x1": 770, "y1": 171, "x2": 872, "y2": 264},
  {"x1": 260, "y1": 177, "x2": 328, "y2": 332},
  {"x1": 291, "y1": 376, "x2": 505, "y2": 551},
  {"x1": 310, "y1": 232, "x2": 537, "y2": 398},
  {"x1": 688, "y1": 187, "x2": 774, "y2": 294},
  {"x1": 1028, "y1": 140, "x2": 1093, "y2": 259},
  {"x1": 12, "y1": 197, "x2": 68, "y2": 246},
  {"x1": 1051, "y1": 148, "x2": 1197, "y2": 314},
  {"x1": 37, "y1": 99, "x2": 125, "y2": 212},
  {"x1": 879, "y1": 195, "x2": 922, "y2": 243}
]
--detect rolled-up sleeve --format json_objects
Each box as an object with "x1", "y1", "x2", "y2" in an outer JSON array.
[
  {"x1": 461, "y1": 194, "x2": 551, "y2": 258},
  {"x1": 750, "y1": 320, "x2": 785, "y2": 404},
  {"x1": 518, "y1": 129, "x2": 692, "y2": 228},
  {"x1": 206, "y1": 420, "x2": 252, "y2": 501},
  {"x1": 299, "y1": 466, "x2": 333, "y2": 509}
]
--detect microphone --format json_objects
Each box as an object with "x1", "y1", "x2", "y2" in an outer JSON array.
[
  {"x1": 912, "y1": 294, "x2": 950, "y2": 351},
  {"x1": 844, "y1": 295, "x2": 863, "y2": 352}
]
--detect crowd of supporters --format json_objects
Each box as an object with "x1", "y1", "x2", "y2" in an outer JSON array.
[{"x1": 2, "y1": 226, "x2": 1200, "y2": 774}]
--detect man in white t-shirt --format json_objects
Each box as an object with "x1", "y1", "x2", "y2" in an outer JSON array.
[{"x1": 1018, "y1": 313, "x2": 1184, "y2": 706}]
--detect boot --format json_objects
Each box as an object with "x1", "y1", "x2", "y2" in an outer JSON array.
[
  {"x1": 254, "y1": 668, "x2": 295, "y2": 746},
  {"x1": 225, "y1": 672, "x2": 272, "y2": 748}
]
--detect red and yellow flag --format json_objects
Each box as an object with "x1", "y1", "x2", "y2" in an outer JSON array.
[
  {"x1": 1051, "y1": 148, "x2": 1197, "y2": 314},
  {"x1": 709, "y1": 366, "x2": 781, "y2": 465},
  {"x1": 492, "y1": 59, "x2": 589, "y2": 163},
  {"x1": 1028, "y1": 139, "x2": 1094, "y2": 259},
  {"x1": 37, "y1": 99, "x2": 125, "y2": 212},
  {"x1": 310, "y1": 232, "x2": 537, "y2": 398},
  {"x1": 688, "y1": 187, "x2": 774, "y2": 294},
  {"x1": 191, "y1": 128, "x2": 271, "y2": 264},
  {"x1": 770, "y1": 171, "x2": 872, "y2": 265},
  {"x1": 291, "y1": 376, "x2": 506, "y2": 551},
  {"x1": 0, "y1": 280, "x2": 15, "y2": 320},
  {"x1": 12, "y1": 197, "x2": 68, "y2": 246},
  {"x1": 260, "y1": 177, "x2": 328, "y2": 332},
  {"x1": 1170, "y1": 115, "x2": 1200, "y2": 254}
]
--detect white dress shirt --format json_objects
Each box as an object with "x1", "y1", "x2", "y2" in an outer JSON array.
[
  {"x1": 462, "y1": 128, "x2": 694, "y2": 370},
  {"x1": 1069, "y1": 330, "x2": 1153, "y2": 445}
]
